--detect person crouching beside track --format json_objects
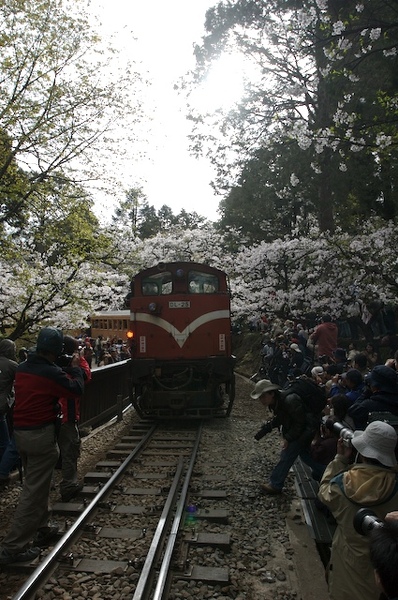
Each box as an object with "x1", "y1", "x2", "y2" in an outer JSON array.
[
  {"x1": 0, "y1": 327, "x2": 85, "y2": 566},
  {"x1": 251, "y1": 379, "x2": 321, "y2": 495},
  {"x1": 318, "y1": 421, "x2": 398, "y2": 600}
]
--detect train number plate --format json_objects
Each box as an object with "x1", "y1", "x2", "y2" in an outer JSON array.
[{"x1": 169, "y1": 301, "x2": 191, "y2": 308}]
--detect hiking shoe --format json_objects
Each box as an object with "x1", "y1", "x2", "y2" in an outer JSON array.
[
  {"x1": 61, "y1": 483, "x2": 83, "y2": 502},
  {"x1": 33, "y1": 525, "x2": 59, "y2": 548},
  {"x1": 0, "y1": 477, "x2": 10, "y2": 489},
  {"x1": 260, "y1": 482, "x2": 282, "y2": 495},
  {"x1": 0, "y1": 546, "x2": 41, "y2": 565}
]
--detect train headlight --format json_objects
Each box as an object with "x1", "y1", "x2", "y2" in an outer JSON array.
[
  {"x1": 126, "y1": 330, "x2": 134, "y2": 339},
  {"x1": 176, "y1": 268, "x2": 185, "y2": 278},
  {"x1": 148, "y1": 302, "x2": 157, "y2": 312}
]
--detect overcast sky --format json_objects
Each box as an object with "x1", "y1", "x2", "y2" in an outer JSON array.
[{"x1": 92, "y1": 0, "x2": 231, "y2": 222}]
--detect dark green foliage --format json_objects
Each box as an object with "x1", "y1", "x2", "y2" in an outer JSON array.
[{"x1": 136, "y1": 201, "x2": 207, "y2": 239}]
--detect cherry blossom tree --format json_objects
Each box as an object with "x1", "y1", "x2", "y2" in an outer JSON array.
[
  {"x1": 0, "y1": 0, "x2": 144, "y2": 231},
  {"x1": 186, "y1": 0, "x2": 398, "y2": 232},
  {"x1": 229, "y1": 221, "x2": 398, "y2": 333}
]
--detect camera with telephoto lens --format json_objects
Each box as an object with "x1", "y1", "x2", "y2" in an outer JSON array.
[
  {"x1": 325, "y1": 418, "x2": 354, "y2": 447},
  {"x1": 56, "y1": 353, "x2": 74, "y2": 368},
  {"x1": 254, "y1": 419, "x2": 275, "y2": 441},
  {"x1": 353, "y1": 508, "x2": 385, "y2": 536}
]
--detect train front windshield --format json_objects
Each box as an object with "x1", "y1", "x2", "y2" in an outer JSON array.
[
  {"x1": 142, "y1": 272, "x2": 173, "y2": 295},
  {"x1": 141, "y1": 269, "x2": 219, "y2": 295},
  {"x1": 188, "y1": 271, "x2": 219, "y2": 293}
]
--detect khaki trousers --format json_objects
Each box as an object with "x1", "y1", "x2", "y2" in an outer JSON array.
[{"x1": 2, "y1": 424, "x2": 59, "y2": 553}]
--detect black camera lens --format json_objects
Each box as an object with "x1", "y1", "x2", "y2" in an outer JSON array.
[
  {"x1": 353, "y1": 508, "x2": 384, "y2": 536},
  {"x1": 56, "y1": 354, "x2": 73, "y2": 368},
  {"x1": 325, "y1": 419, "x2": 354, "y2": 446}
]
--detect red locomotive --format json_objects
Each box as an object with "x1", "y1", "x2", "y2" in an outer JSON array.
[{"x1": 127, "y1": 261, "x2": 236, "y2": 418}]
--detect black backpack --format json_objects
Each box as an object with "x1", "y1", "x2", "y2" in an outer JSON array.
[{"x1": 283, "y1": 377, "x2": 326, "y2": 416}]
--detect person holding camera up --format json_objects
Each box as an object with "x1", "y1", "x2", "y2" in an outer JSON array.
[
  {"x1": 318, "y1": 420, "x2": 398, "y2": 600},
  {"x1": 369, "y1": 513, "x2": 398, "y2": 600},
  {"x1": 251, "y1": 378, "x2": 323, "y2": 494},
  {"x1": 348, "y1": 365, "x2": 398, "y2": 430},
  {"x1": 0, "y1": 327, "x2": 85, "y2": 565},
  {"x1": 57, "y1": 335, "x2": 91, "y2": 502}
]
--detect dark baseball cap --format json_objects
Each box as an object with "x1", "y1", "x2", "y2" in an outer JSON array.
[
  {"x1": 365, "y1": 365, "x2": 398, "y2": 393},
  {"x1": 36, "y1": 327, "x2": 64, "y2": 356}
]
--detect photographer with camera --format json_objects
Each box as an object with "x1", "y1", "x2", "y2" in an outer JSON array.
[
  {"x1": 348, "y1": 365, "x2": 398, "y2": 430},
  {"x1": 251, "y1": 378, "x2": 322, "y2": 495},
  {"x1": 318, "y1": 420, "x2": 398, "y2": 600},
  {"x1": 353, "y1": 508, "x2": 398, "y2": 599},
  {"x1": 56, "y1": 335, "x2": 91, "y2": 502}
]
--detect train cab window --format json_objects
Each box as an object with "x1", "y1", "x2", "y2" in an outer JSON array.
[
  {"x1": 188, "y1": 270, "x2": 219, "y2": 294},
  {"x1": 142, "y1": 281, "x2": 159, "y2": 295},
  {"x1": 142, "y1": 272, "x2": 173, "y2": 295}
]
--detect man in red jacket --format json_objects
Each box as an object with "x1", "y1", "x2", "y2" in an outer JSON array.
[
  {"x1": 309, "y1": 314, "x2": 338, "y2": 360},
  {"x1": 0, "y1": 327, "x2": 84, "y2": 565}
]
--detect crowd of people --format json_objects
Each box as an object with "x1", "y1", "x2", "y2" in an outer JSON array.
[
  {"x1": 89, "y1": 335, "x2": 131, "y2": 367},
  {"x1": 1, "y1": 314, "x2": 398, "y2": 597},
  {"x1": 251, "y1": 313, "x2": 398, "y2": 600}
]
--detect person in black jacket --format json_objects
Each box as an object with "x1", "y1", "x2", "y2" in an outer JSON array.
[
  {"x1": 251, "y1": 378, "x2": 320, "y2": 494},
  {"x1": 348, "y1": 365, "x2": 398, "y2": 430},
  {"x1": 369, "y1": 515, "x2": 398, "y2": 600}
]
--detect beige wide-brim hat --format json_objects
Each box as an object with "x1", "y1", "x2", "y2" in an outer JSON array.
[
  {"x1": 250, "y1": 379, "x2": 280, "y2": 399},
  {"x1": 352, "y1": 421, "x2": 397, "y2": 468}
]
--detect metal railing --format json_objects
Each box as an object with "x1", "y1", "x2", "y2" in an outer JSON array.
[{"x1": 79, "y1": 359, "x2": 132, "y2": 430}]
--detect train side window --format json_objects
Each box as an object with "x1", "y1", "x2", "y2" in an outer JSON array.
[
  {"x1": 188, "y1": 271, "x2": 219, "y2": 294},
  {"x1": 161, "y1": 280, "x2": 172, "y2": 295}
]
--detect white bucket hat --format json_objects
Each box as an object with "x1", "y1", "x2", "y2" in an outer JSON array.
[
  {"x1": 250, "y1": 379, "x2": 280, "y2": 399},
  {"x1": 290, "y1": 343, "x2": 301, "y2": 353},
  {"x1": 351, "y1": 421, "x2": 397, "y2": 468},
  {"x1": 311, "y1": 366, "x2": 324, "y2": 378}
]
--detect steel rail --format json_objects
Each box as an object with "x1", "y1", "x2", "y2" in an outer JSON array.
[
  {"x1": 132, "y1": 422, "x2": 203, "y2": 600},
  {"x1": 131, "y1": 456, "x2": 185, "y2": 600},
  {"x1": 12, "y1": 424, "x2": 157, "y2": 600},
  {"x1": 153, "y1": 421, "x2": 203, "y2": 600}
]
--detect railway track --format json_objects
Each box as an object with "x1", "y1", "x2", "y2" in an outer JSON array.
[
  {"x1": 2, "y1": 375, "x2": 329, "y2": 600},
  {"x1": 5, "y1": 420, "x2": 232, "y2": 600}
]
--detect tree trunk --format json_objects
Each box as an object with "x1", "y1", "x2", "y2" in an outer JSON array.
[{"x1": 317, "y1": 152, "x2": 335, "y2": 233}]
